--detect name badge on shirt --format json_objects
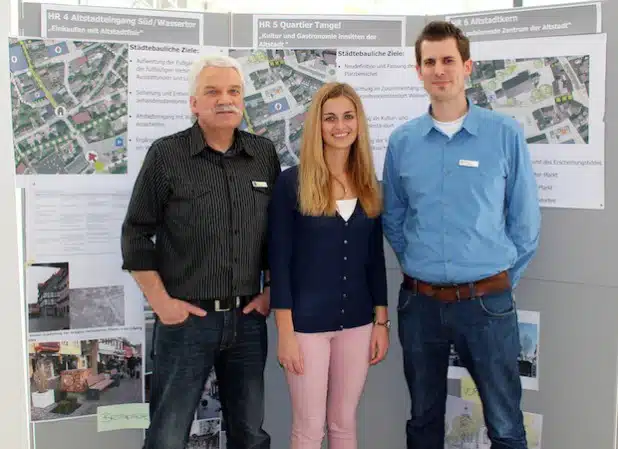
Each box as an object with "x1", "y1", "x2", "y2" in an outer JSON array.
[
  {"x1": 458, "y1": 159, "x2": 479, "y2": 168},
  {"x1": 252, "y1": 181, "x2": 268, "y2": 188}
]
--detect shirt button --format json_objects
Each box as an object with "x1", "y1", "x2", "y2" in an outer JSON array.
[
  {"x1": 340, "y1": 325, "x2": 344, "y2": 329},
  {"x1": 343, "y1": 276, "x2": 347, "y2": 280},
  {"x1": 344, "y1": 240, "x2": 348, "y2": 244},
  {"x1": 343, "y1": 256, "x2": 347, "y2": 261},
  {"x1": 343, "y1": 293, "x2": 347, "y2": 298},
  {"x1": 341, "y1": 309, "x2": 345, "y2": 314},
  {"x1": 345, "y1": 222, "x2": 349, "y2": 226}
]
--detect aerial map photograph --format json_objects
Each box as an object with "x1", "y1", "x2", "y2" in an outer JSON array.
[
  {"x1": 230, "y1": 49, "x2": 337, "y2": 167},
  {"x1": 10, "y1": 39, "x2": 128, "y2": 175},
  {"x1": 466, "y1": 55, "x2": 590, "y2": 145}
]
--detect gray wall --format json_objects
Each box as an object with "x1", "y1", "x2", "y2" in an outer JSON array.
[{"x1": 510, "y1": 1, "x2": 618, "y2": 448}]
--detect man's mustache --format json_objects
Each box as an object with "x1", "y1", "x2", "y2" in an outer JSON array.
[{"x1": 210, "y1": 105, "x2": 242, "y2": 115}]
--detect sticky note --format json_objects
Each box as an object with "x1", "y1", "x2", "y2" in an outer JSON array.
[
  {"x1": 460, "y1": 376, "x2": 481, "y2": 405},
  {"x1": 97, "y1": 403, "x2": 150, "y2": 432}
]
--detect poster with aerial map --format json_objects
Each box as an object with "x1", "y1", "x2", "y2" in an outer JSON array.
[
  {"x1": 9, "y1": 39, "x2": 128, "y2": 177},
  {"x1": 469, "y1": 33, "x2": 606, "y2": 210},
  {"x1": 467, "y1": 55, "x2": 590, "y2": 145}
]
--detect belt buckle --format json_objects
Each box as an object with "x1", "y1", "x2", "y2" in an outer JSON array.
[
  {"x1": 214, "y1": 296, "x2": 240, "y2": 312},
  {"x1": 436, "y1": 284, "x2": 460, "y2": 302},
  {"x1": 214, "y1": 298, "x2": 231, "y2": 312}
]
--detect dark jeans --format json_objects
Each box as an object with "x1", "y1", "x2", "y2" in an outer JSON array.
[
  {"x1": 397, "y1": 285, "x2": 527, "y2": 449},
  {"x1": 144, "y1": 307, "x2": 270, "y2": 449}
]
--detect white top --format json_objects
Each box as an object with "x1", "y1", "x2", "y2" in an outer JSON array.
[
  {"x1": 336, "y1": 198, "x2": 357, "y2": 221},
  {"x1": 433, "y1": 113, "x2": 467, "y2": 138}
]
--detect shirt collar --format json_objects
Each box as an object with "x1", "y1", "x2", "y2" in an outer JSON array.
[
  {"x1": 419, "y1": 98, "x2": 480, "y2": 137},
  {"x1": 189, "y1": 121, "x2": 253, "y2": 157}
]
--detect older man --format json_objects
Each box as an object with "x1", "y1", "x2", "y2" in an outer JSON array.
[{"x1": 121, "y1": 55, "x2": 281, "y2": 449}]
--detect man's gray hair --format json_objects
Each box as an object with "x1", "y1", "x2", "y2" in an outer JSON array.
[{"x1": 188, "y1": 55, "x2": 245, "y2": 96}]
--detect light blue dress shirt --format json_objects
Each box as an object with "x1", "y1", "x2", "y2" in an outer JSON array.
[{"x1": 382, "y1": 102, "x2": 541, "y2": 287}]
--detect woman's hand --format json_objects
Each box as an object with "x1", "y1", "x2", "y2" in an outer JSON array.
[
  {"x1": 369, "y1": 324, "x2": 389, "y2": 365},
  {"x1": 278, "y1": 332, "x2": 304, "y2": 375}
]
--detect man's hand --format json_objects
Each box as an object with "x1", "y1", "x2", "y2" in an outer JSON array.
[
  {"x1": 154, "y1": 297, "x2": 207, "y2": 326},
  {"x1": 242, "y1": 288, "x2": 271, "y2": 317}
]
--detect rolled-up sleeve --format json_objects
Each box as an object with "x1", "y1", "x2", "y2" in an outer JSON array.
[
  {"x1": 267, "y1": 171, "x2": 294, "y2": 309},
  {"x1": 367, "y1": 216, "x2": 388, "y2": 307},
  {"x1": 121, "y1": 143, "x2": 169, "y2": 271}
]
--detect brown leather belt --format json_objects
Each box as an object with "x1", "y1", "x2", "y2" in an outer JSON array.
[{"x1": 402, "y1": 271, "x2": 510, "y2": 303}]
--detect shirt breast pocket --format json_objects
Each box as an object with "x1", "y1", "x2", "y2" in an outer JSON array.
[
  {"x1": 252, "y1": 184, "x2": 271, "y2": 233},
  {"x1": 167, "y1": 183, "x2": 212, "y2": 227}
]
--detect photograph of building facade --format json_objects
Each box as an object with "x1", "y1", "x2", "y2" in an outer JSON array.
[{"x1": 27, "y1": 263, "x2": 70, "y2": 333}]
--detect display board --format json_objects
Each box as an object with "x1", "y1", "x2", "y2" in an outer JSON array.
[{"x1": 10, "y1": 2, "x2": 616, "y2": 449}]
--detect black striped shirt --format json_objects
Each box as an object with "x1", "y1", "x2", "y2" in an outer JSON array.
[{"x1": 121, "y1": 122, "x2": 281, "y2": 300}]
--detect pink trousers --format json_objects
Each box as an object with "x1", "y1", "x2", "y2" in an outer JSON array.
[{"x1": 284, "y1": 323, "x2": 373, "y2": 449}]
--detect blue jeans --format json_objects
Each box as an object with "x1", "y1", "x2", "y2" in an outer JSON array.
[
  {"x1": 397, "y1": 285, "x2": 527, "y2": 449},
  {"x1": 145, "y1": 307, "x2": 270, "y2": 449}
]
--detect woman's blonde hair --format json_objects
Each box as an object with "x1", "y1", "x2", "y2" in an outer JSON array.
[{"x1": 298, "y1": 82, "x2": 381, "y2": 218}]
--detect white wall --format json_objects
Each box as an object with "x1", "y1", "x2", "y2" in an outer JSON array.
[{"x1": 1, "y1": 1, "x2": 31, "y2": 448}]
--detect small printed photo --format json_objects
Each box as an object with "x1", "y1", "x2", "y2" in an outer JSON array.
[
  {"x1": 517, "y1": 310, "x2": 540, "y2": 390},
  {"x1": 27, "y1": 262, "x2": 70, "y2": 333},
  {"x1": 144, "y1": 296, "x2": 155, "y2": 376},
  {"x1": 144, "y1": 372, "x2": 152, "y2": 404},
  {"x1": 28, "y1": 335, "x2": 143, "y2": 422},
  {"x1": 187, "y1": 418, "x2": 221, "y2": 449},
  {"x1": 195, "y1": 368, "x2": 222, "y2": 421},
  {"x1": 447, "y1": 310, "x2": 541, "y2": 390},
  {"x1": 27, "y1": 262, "x2": 127, "y2": 334},
  {"x1": 69, "y1": 285, "x2": 125, "y2": 329},
  {"x1": 447, "y1": 343, "x2": 468, "y2": 379}
]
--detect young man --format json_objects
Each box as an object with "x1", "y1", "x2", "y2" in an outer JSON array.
[
  {"x1": 382, "y1": 21, "x2": 541, "y2": 449},
  {"x1": 121, "y1": 55, "x2": 281, "y2": 449}
]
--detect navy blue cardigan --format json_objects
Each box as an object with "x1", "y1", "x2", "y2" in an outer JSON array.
[{"x1": 267, "y1": 166, "x2": 388, "y2": 333}]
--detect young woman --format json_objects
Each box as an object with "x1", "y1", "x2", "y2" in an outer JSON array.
[{"x1": 268, "y1": 82, "x2": 389, "y2": 449}]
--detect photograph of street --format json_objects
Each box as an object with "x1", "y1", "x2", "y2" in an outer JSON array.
[
  {"x1": 28, "y1": 336, "x2": 142, "y2": 422},
  {"x1": 27, "y1": 262, "x2": 70, "y2": 333}
]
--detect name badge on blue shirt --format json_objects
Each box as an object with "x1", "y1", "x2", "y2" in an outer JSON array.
[{"x1": 458, "y1": 159, "x2": 479, "y2": 168}]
